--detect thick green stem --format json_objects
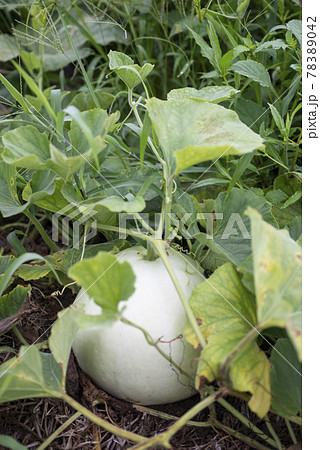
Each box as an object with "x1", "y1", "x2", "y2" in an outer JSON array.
[
  {"x1": 25, "y1": 210, "x2": 59, "y2": 252},
  {"x1": 154, "y1": 241, "x2": 207, "y2": 350},
  {"x1": 62, "y1": 394, "x2": 147, "y2": 444}
]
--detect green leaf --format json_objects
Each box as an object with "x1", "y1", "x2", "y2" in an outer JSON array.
[
  {"x1": 269, "y1": 104, "x2": 285, "y2": 134},
  {"x1": 271, "y1": 174, "x2": 302, "y2": 228},
  {"x1": 68, "y1": 251, "x2": 136, "y2": 314},
  {"x1": 248, "y1": 208, "x2": 302, "y2": 359},
  {"x1": 0, "y1": 345, "x2": 63, "y2": 403},
  {"x1": 2, "y1": 125, "x2": 50, "y2": 170},
  {"x1": 2, "y1": 110, "x2": 119, "y2": 180},
  {"x1": 187, "y1": 27, "x2": 217, "y2": 71},
  {"x1": 83, "y1": 195, "x2": 146, "y2": 214},
  {"x1": 185, "y1": 263, "x2": 271, "y2": 417},
  {"x1": 226, "y1": 152, "x2": 255, "y2": 195},
  {"x1": 0, "y1": 435, "x2": 28, "y2": 450},
  {"x1": 22, "y1": 170, "x2": 56, "y2": 204},
  {"x1": 231, "y1": 60, "x2": 273, "y2": 89},
  {"x1": 0, "y1": 162, "x2": 28, "y2": 217},
  {"x1": 108, "y1": 50, "x2": 154, "y2": 89},
  {"x1": 0, "y1": 253, "x2": 45, "y2": 298},
  {"x1": 270, "y1": 338, "x2": 302, "y2": 418},
  {"x1": 197, "y1": 188, "x2": 276, "y2": 266},
  {"x1": 146, "y1": 98, "x2": 264, "y2": 175},
  {"x1": 23, "y1": 178, "x2": 71, "y2": 213},
  {"x1": 0, "y1": 285, "x2": 31, "y2": 319},
  {"x1": 234, "y1": 98, "x2": 267, "y2": 133},
  {"x1": 167, "y1": 86, "x2": 239, "y2": 103},
  {"x1": 70, "y1": 89, "x2": 115, "y2": 111},
  {"x1": 0, "y1": 34, "x2": 19, "y2": 62},
  {"x1": 49, "y1": 306, "x2": 79, "y2": 382},
  {"x1": 287, "y1": 20, "x2": 302, "y2": 46},
  {"x1": 254, "y1": 39, "x2": 287, "y2": 53}
]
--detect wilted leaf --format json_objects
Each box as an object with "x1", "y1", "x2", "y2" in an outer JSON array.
[
  {"x1": 185, "y1": 263, "x2": 271, "y2": 417},
  {"x1": 248, "y1": 209, "x2": 302, "y2": 359}
]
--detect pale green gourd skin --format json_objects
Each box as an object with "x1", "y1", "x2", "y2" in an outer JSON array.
[{"x1": 72, "y1": 246, "x2": 203, "y2": 405}]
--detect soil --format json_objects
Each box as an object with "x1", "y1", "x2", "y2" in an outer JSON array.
[{"x1": 0, "y1": 222, "x2": 301, "y2": 449}]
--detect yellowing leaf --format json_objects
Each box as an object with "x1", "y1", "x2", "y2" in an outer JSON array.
[
  {"x1": 248, "y1": 208, "x2": 302, "y2": 360},
  {"x1": 185, "y1": 263, "x2": 271, "y2": 417}
]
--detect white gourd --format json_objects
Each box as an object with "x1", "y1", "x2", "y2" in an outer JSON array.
[{"x1": 72, "y1": 246, "x2": 203, "y2": 405}]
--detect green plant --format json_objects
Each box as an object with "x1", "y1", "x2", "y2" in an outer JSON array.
[{"x1": 0, "y1": 1, "x2": 301, "y2": 448}]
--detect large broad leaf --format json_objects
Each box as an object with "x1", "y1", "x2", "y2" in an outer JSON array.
[
  {"x1": 167, "y1": 86, "x2": 239, "y2": 103},
  {"x1": 108, "y1": 50, "x2": 154, "y2": 89},
  {"x1": 22, "y1": 178, "x2": 71, "y2": 213},
  {"x1": 195, "y1": 188, "x2": 276, "y2": 266},
  {"x1": 0, "y1": 345, "x2": 63, "y2": 403},
  {"x1": 68, "y1": 251, "x2": 136, "y2": 316},
  {"x1": 230, "y1": 60, "x2": 273, "y2": 89},
  {"x1": 248, "y1": 209, "x2": 302, "y2": 359},
  {"x1": 270, "y1": 338, "x2": 302, "y2": 418},
  {"x1": 0, "y1": 162, "x2": 28, "y2": 217},
  {"x1": 146, "y1": 98, "x2": 264, "y2": 175},
  {"x1": 185, "y1": 263, "x2": 271, "y2": 418}
]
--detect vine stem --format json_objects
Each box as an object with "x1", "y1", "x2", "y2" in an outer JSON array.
[
  {"x1": 217, "y1": 397, "x2": 279, "y2": 448},
  {"x1": 153, "y1": 240, "x2": 207, "y2": 350},
  {"x1": 121, "y1": 317, "x2": 194, "y2": 381},
  {"x1": 62, "y1": 394, "x2": 147, "y2": 444},
  {"x1": 285, "y1": 418, "x2": 298, "y2": 444},
  {"x1": 37, "y1": 411, "x2": 82, "y2": 450},
  {"x1": 265, "y1": 414, "x2": 283, "y2": 449},
  {"x1": 24, "y1": 210, "x2": 59, "y2": 252}
]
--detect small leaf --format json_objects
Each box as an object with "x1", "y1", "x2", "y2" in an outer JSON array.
[
  {"x1": 0, "y1": 163, "x2": 28, "y2": 217},
  {"x1": 68, "y1": 251, "x2": 136, "y2": 314},
  {"x1": 0, "y1": 285, "x2": 31, "y2": 320},
  {"x1": 185, "y1": 263, "x2": 271, "y2": 417},
  {"x1": 108, "y1": 50, "x2": 154, "y2": 89},
  {"x1": 270, "y1": 338, "x2": 302, "y2": 418},
  {"x1": 231, "y1": 60, "x2": 273, "y2": 88},
  {"x1": 187, "y1": 27, "x2": 217, "y2": 70}
]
